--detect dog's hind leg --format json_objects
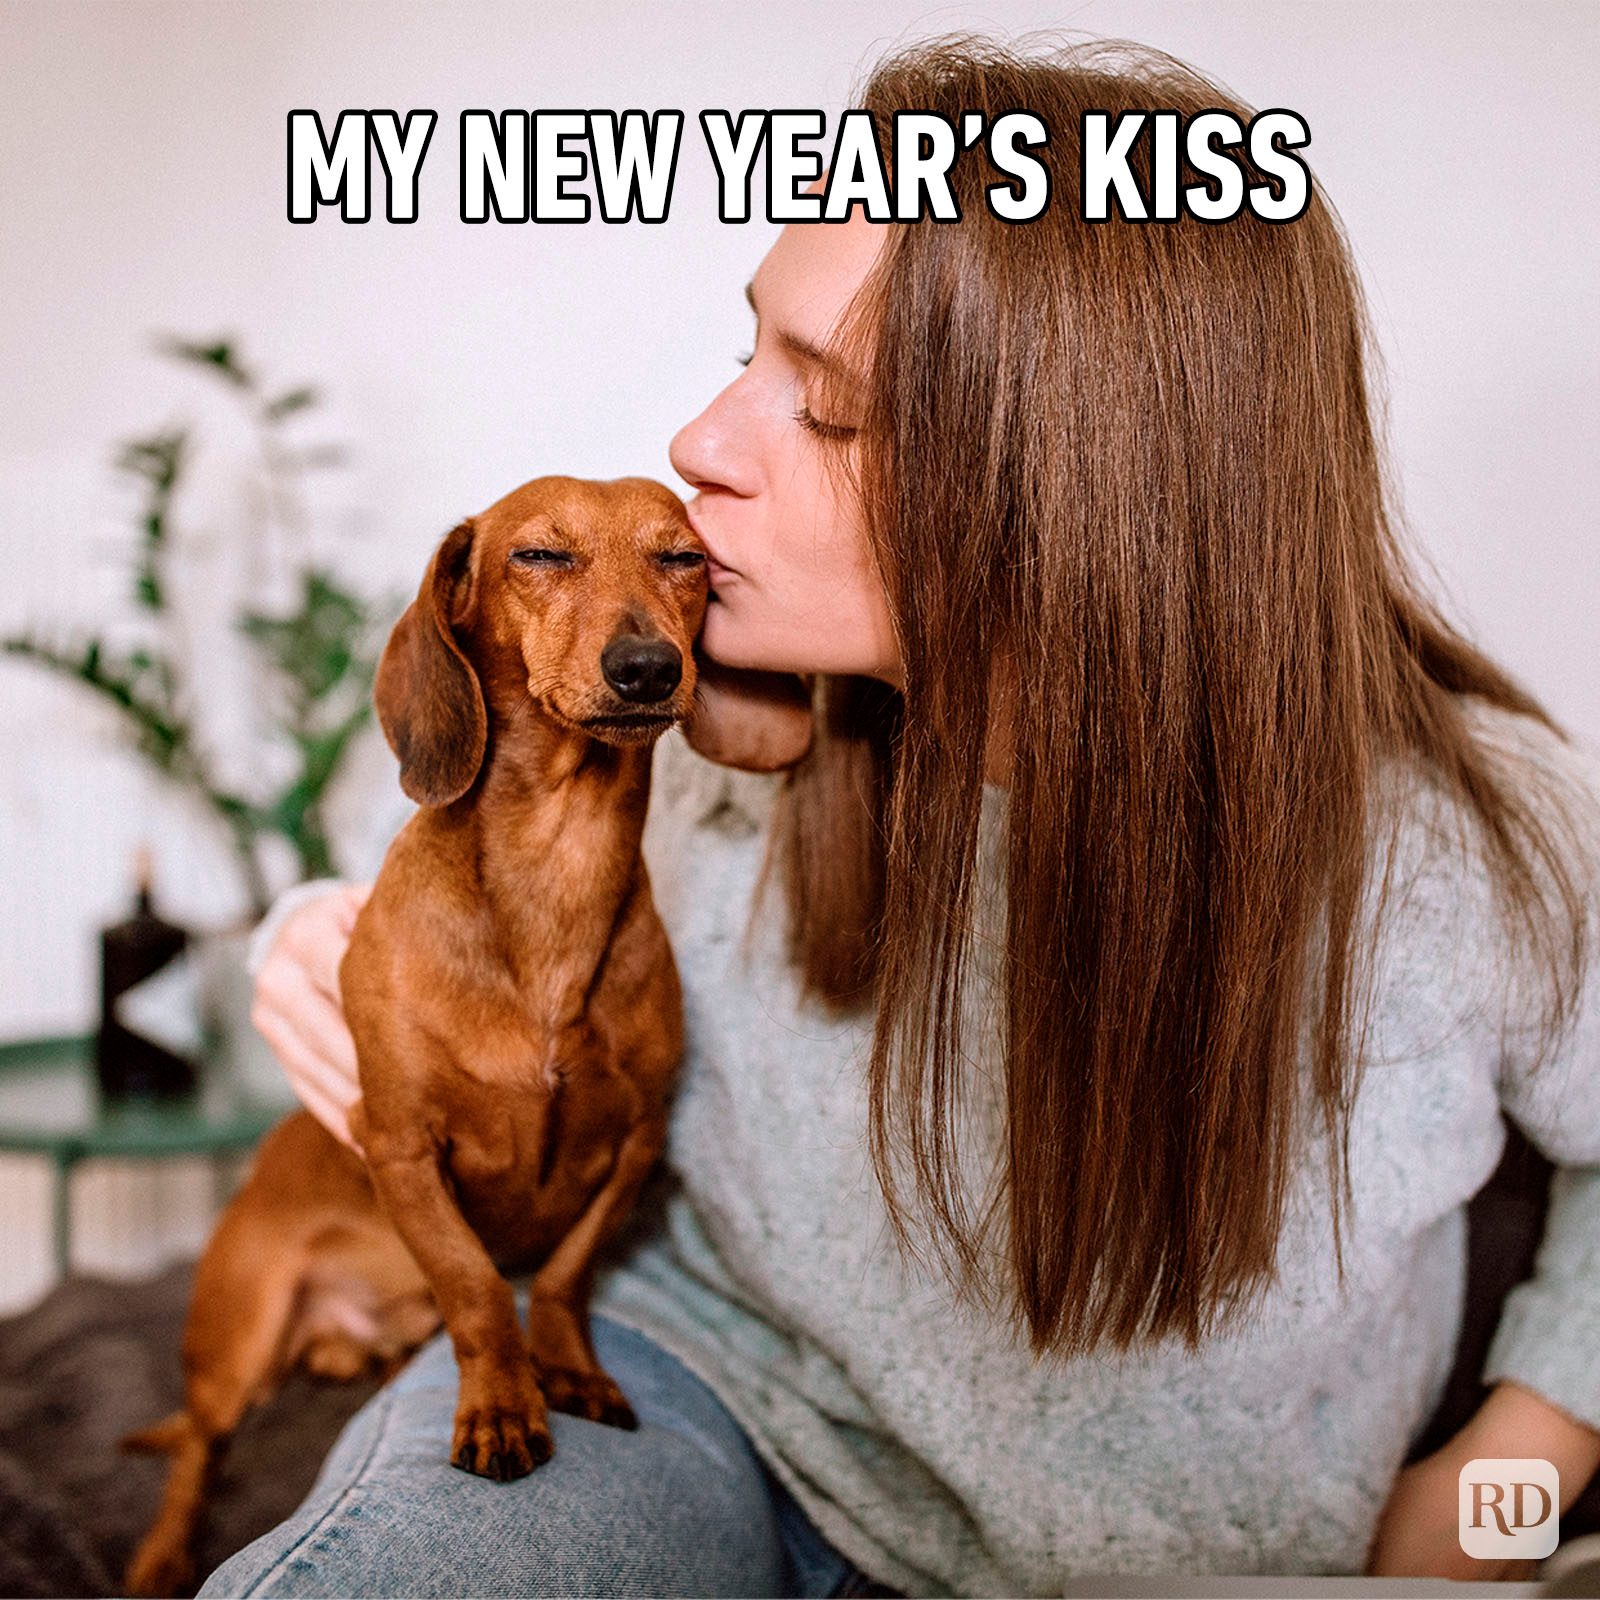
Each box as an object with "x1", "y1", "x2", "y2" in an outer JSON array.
[{"x1": 122, "y1": 1213, "x2": 311, "y2": 1599}]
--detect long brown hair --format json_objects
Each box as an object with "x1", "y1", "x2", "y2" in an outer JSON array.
[{"x1": 749, "y1": 32, "x2": 1596, "y2": 1361}]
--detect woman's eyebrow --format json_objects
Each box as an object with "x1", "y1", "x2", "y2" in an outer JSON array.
[{"x1": 743, "y1": 278, "x2": 856, "y2": 385}]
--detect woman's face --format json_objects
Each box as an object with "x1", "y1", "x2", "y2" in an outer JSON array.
[{"x1": 668, "y1": 206, "x2": 902, "y2": 687}]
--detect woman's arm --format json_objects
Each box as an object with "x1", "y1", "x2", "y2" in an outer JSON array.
[
  {"x1": 1462, "y1": 1377, "x2": 1600, "y2": 1497},
  {"x1": 1369, "y1": 729, "x2": 1600, "y2": 1579},
  {"x1": 250, "y1": 880, "x2": 371, "y2": 1154},
  {"x1": 1471, "y1": 1085, "x2": 1600, "y2": 1482},
  {"x1": 1367, "y1": 1163, "x2": 1600, "y2": 1581},
  {"x1": 1366, "y1": 1083, "x2": 1600, "y2": 1583},
  {"x1": 1475, "y1": 736, "x2": 1600, "y2": 1452}
]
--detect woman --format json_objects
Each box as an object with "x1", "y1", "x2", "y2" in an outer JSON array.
[{"x1": 199, "y1": 33, "x2": 1600, "y2": 1596}]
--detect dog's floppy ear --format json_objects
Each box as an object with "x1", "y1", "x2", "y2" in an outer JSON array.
[
  {"x1": 682, "y1": 655, "x2": 814, "y2": 772},
  {"x1": 374, "y1": 519, "x2": 487, "y2": 807}
]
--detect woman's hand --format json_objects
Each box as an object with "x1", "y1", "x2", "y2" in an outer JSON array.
[
  {"x1": 250, "y1": 882, "x2": 372, "y2": 1156},
  {"x1": 1364, "y1": 1379, "x2": 1600, "y2": 1580},
  {"x1": 682, "y1": 648, "x2": 814, "y2": 772}
]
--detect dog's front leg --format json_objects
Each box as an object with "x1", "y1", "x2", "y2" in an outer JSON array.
[
  {"x1": 366, "y1": 1144, "x2": 552, "y2": 1479},
  {"x1": 526, "y1": 1113, "x2": 668, "y2": 1430}
]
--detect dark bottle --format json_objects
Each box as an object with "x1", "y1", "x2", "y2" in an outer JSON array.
[{"x1": 95, "y1": 847, "x2": 197, "y2": 1100}]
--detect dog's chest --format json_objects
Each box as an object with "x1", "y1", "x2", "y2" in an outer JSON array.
[{"x1": 441, "y1": 1057, "x2": 640, "y2": 1269}]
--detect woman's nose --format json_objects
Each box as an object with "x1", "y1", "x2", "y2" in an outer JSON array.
[{"x1": 669, "y1": 380, "x2": 758, "y2": 498}]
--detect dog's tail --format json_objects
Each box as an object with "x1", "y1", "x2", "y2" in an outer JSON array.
[{"x1": 120, "y1": 1410, "x2": 192, "y2": 1456}]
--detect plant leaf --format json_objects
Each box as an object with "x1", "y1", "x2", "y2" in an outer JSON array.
[
  {"x1": 263, "y1": 386, "x2": 318, "y2": 421},
  {"x1": 153, "y1": 334, "x2": 254, "y2": 389}
]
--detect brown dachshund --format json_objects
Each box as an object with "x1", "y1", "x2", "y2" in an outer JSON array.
[{"x1": 119, "y1": 474, "x2": 811, "y2": 1598}]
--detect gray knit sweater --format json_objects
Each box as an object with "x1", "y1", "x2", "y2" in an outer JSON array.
[{"x1": 580, "y1": 699, "x2": 1600, "y2": 1594}]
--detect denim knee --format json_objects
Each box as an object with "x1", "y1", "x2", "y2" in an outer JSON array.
[{"x1": 196, "y1": 1315, "x2": 797, "y2": 1598}]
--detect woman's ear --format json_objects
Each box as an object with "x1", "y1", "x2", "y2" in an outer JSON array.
[
  {"x1": 682, "y1": 654, "x2": 814, "y2": 772},
  {"x1": 374, "y1": 519, "x2": 488, "y2": 806}
]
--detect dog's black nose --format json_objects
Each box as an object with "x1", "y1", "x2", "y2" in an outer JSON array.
[{"x1": 601, "y1": 636, "x2": 682, "y2": 704}]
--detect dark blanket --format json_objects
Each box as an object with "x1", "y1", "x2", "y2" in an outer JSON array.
[
  {"x1": 0, "y1": 1258, "x2": 387, "y2": 1598},
  {"x1": 1, "y1": 1121, "x2": 1595, "y2": 1599}
]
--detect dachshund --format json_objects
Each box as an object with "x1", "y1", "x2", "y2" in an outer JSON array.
[{"x1": 120, "y1": 474, "x2": 812, "y2": 1597}]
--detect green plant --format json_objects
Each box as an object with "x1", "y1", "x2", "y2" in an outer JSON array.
[{"x1": 3, "y1": 335, "x2": 389, "y2": 919}]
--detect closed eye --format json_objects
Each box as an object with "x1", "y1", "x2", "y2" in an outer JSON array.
[
  {"x1": 737, "y1": 348, "x2": 855, "y2": 441},
  {"x1": 508, "y1": 547, "x2": 573, "y2": 567},
  {"x1": 658, "y1": 550, "x2": 706, "y2": 568},
  {"x1": 794, "y1": 406, "x2": 858, "y2": 442}
]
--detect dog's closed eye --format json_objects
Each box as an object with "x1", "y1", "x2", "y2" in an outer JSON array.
[{"x1": 509, "y1": 547, "x2": 573, "y2": 567}]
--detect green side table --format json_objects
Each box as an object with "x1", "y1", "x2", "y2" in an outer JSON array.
[{"x1": 0, "y1": 1033, "x2": 298, "y2": 1279}]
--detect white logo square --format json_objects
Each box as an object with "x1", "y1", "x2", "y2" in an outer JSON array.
[{"x1": 1459, "y1": 1457, "x2": 1559, "y2": 1560}]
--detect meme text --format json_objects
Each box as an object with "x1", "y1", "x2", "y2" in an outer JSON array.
[{"x1": 287, "y1": 107, "x2": 1312, "y2": 227}]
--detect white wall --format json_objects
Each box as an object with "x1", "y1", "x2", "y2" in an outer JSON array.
[{"x1": 1, "y1": 0, "x2": 1595, "y2": 1311}]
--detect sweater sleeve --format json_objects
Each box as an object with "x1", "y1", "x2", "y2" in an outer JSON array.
[
  {"x1": 1478, "y1": 716, "x2": 1600, "y2": 1435},
  {"x1": 245, "y1": 878, "x2": 349, "y2": 977}
]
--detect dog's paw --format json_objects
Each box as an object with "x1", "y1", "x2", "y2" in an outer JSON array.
[
  {"x1": 450, "y1": 1400, "x2": 554, "y2": 1480},
  {"x1": 120, "y1": 1410, "x2": 190, "y2": 1455},
  {"x1": 124, "y1": 1535, "x2": 193, "y2": 1599},
  {"x1": 538, "y1": 1365, "x2": 639, "y2": 1431}
]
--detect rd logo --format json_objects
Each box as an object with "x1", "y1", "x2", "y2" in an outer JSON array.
[{"x1": 1459, "y1": 1458, "x2": 1559, "y2": 1561}]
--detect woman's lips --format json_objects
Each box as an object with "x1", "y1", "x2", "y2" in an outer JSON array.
[{"x1": 686, "y1": 502, "x2": 737, "y2": 577}]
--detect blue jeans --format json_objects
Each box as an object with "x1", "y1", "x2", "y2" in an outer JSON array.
[{"x1": 195, "y1": 1306, "x2": 889, "y2": 1598}]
